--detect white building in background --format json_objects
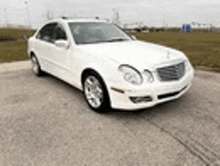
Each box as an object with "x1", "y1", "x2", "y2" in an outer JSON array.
[
  {"x1": 123, "y1": 22, "x2": 142, "y2": 29},
  {"x1": 190, "y1": 22, "x2": 214, "y2": 31}
]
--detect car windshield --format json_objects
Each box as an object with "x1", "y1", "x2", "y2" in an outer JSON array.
[{"x1": 68, "y1": 22, "x2": 132, "y2": 44}]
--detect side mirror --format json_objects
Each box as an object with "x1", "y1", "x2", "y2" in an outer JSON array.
[
  {"x1": 55, "y1": 40, "x2": 69, "y2": 48},
  {"x1": 131, "y1": 35, "x2": 136, "y2": 40}
]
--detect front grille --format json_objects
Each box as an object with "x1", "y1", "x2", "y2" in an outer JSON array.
[{"x1": 156, "y1": 62, "x2": 185, "y2": 82}]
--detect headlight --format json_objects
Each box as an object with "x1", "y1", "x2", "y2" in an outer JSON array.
[
  {"x1": 185, "y1": 60, "x2": 191, "y2": 71},
  {"x1": 118, "y1": 65, "x2": 143, "y2": 85},
  {"x1": 143, "y1": 70, "x2": 154, "y2": 83}
]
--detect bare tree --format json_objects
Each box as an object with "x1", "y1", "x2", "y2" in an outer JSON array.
[{"x1": 24, "y1": 1, "x2": 31, "y2": 29}]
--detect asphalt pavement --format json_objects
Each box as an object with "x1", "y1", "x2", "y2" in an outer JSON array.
[{"x1": 0, "y1": 61, "x2": 220, "y2": 166}]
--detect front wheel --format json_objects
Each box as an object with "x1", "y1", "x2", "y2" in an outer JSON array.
[{"x1": 83, "y1": 72, "x2": 110, "y2": 113}]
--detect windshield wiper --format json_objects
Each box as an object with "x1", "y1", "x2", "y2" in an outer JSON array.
[
  {"x1": 106, "y1": 38, "x2": 129, "y2": 42},
  {"x1": 77, "y1": 41, "x2": 93, "y2": 44},
  {"x1": 78, "y1": 38, "x2": 129, "y2": 44}
]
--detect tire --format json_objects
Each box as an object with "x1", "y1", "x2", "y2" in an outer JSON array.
[
  {"x1": 83, "y1": 71, "x2": 110, "y2": 113},
  {"x1": 31, "y1": 55, "x2": 43, "y2": 76}
]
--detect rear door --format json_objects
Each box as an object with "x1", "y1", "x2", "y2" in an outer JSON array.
[{"x1": 34, "y1": 23, "x2": 57, "y2": 73}]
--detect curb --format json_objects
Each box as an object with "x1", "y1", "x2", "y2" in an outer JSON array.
[{"x1": 0, "y1": 60, "x2": 31, "y2": 73}]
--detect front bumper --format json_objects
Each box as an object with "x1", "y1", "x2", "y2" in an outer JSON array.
[{"x1": 108, "y1": 69, "x2": 194, "y2": 110}]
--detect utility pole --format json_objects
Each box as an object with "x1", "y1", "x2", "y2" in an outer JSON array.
[
  {"x1": 24, "y1": 1, "x2": 31, "y2": 29},
  {"x1": 163, "y1": 14, "x2": 166, "y2": 30},
  {"x1": 4, "y1": 8, "x2": 8, "y2": 28},
  {"x1": 46, "y1": 9, "x2": 54, "y2": 20},
  {"x1": 112, "y1": 9, "x2": 120, "y2": 26}
]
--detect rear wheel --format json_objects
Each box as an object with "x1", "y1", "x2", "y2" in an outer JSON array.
[
  {"x1": 31, "y1": 55, "x2": 43, "y2": 76},
  {"x1": 83, "y1": 72, "x2": 110, "y2": 113}
]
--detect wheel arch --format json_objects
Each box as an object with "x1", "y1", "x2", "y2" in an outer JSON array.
[
  {"x1": 81, "y1": 68, "x2": 112, "y2": 111},
  {"x1": 81, "y1": 68, "x2": 104, "y2": 87},
  {"x1": 81, "y1": 68, "x2": 111, "y2": 103},
  {"x1": 30, "y1": 51, "x2": 35, "y2": 58}
]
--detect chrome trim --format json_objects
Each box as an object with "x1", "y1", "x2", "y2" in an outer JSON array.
[{"x1": 156, "y1": 60, "x2": 185, "y2": 82}]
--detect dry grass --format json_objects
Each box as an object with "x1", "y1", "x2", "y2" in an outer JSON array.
[
  {"x1": 0, "y1": 28, "x2": 35, "y2": 39},
  {"x1": 1, "y1": 29, "x2": 220, "y2": 72},
  {"x1": 133, "y1": 32, "x2": 220, "y2": 72},
  {"x1": 0, "y1": 28, "x2": 35, "y2": 63}
]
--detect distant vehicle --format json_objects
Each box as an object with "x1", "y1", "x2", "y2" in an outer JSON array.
[
  {"x1": 182, "y1": 24, "x2": 193, "y2": 32},
  {"x1": 28, "y1": 18, "x2": 194, "y2": 112}
]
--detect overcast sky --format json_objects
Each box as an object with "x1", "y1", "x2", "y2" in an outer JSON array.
[{"x1": 0, "y1": 0, "x2": 220, "y2": 28}]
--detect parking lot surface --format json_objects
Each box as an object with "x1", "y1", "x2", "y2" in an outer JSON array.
[{"x1": 0, "y1": 68, "x2": 220, "y2": 166}]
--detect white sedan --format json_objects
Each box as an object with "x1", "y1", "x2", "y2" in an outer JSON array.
[{"x1": 28, "y1": 18, "x2": 194, "y2": 112}]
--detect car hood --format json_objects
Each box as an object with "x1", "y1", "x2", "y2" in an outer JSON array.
[{"x1": 77, "y1": 40, "x2": 187, "y2": 70}]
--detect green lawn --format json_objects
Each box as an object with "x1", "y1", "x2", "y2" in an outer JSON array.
[
  {"x1": 0, "y1": 29, "x2": 220, "y2": 72},
  {"x1": 133, "y1": 32, "x2": 220, "y2": 72}
]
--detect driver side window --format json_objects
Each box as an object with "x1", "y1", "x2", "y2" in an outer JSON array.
[
  {"x1": 54, "y1": 25, "x2": 67, "y2": 41},
  {"x1": 36, "y1": 23, "x2": 57, "y2": 43}
]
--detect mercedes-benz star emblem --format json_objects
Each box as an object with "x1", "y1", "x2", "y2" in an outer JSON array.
[{"x1": 167, "y1": 51, "x2": 171, "y2": 59}]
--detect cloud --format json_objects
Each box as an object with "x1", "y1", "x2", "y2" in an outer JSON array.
[{"x1": 0, "y1": 0, "x2": 219, "y2": 28}]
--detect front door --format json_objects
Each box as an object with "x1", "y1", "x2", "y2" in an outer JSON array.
[{"x1": 50, "y1": 24, "x2": 72, "y2": 83}]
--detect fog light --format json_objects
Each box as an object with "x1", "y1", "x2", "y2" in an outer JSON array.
[{"x1": 130, "y1": 96, "x2": 153, "y2": 103}]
